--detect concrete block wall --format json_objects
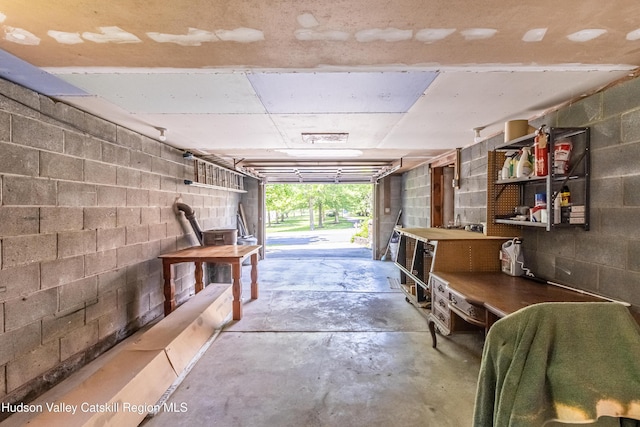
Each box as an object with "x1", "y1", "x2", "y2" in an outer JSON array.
[
  {"x1": 400, "y1": 75, "x2": 640, "y2": 313},
  {"x1": 457, "y1": 140, "x2": 490, "y2": 225},
  {"x1": 401, "y1": 163, "x2": 430, "y2": 228},
  {"x1": 520, "y1": 76, "x2": 640, "y2": 310},
  {"x1": 0, "y1": 78, "x2": 242, "y2": 407}
]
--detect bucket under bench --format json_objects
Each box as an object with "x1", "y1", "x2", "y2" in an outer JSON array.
[{"x1": 392, "y1": 228, "x2": 619, "y2": 348}]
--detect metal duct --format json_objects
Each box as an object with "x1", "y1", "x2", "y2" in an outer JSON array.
[{"x1": 175, "y1": 202, "x2": 203, "y2": 245}]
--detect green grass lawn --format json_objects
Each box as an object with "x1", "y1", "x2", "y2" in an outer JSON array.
[{"x1": 266, "y1": 214, "x2": 368, "y2": 233}]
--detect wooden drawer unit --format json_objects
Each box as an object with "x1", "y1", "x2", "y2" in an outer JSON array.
[
  {"x1": 428, "y1": 274, "x2": 452, "y2": 335},
  {"x1": 431, "y1": 305, "x2": 450, "y2": 332},
  {"x1": 428, "y1": 273, "x2": 487, "y2": 345},
  {"x1": 448, "y1": 288, "x2": 485, "y2": 327}
]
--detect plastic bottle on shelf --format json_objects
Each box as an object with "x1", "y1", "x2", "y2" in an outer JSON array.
[
  {"x1": 554, "y1": 192, "x2": 562, "y2": 224},
  {"x1": 516, "y1": 147, "x2": 533, "y2": 178},
  {"x1": 561, "y1": 185, "x2": 571, "y2": 206},
  {"x1": 501, "y1": 157, "x2": 511, "y2": 180}
]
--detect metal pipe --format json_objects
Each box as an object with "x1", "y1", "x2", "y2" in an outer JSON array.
[{"x1": 175, "y1": 202, "x2": 203, "y2": 245}]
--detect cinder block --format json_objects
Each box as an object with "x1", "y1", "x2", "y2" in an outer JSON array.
[
  {"x1": 84, "y1": 207, "x2": 117, "y2": 230},
  {"x1": 84, "y1": 114, "x2": 117, "y2": 143},
  {"x1": 85, "y1": 160, "x2": 117, "y2": 185},
  {"x1": 126, "y1": 293, "x2": 150, "y2": 320},
  {"x1": 166, "y1": 220, "x2": 183, "y2": 238},
  {"x1": 160, "y1": 206, "x2": 177, "y2": 224},
  {"x1": 116, "y1": 167, "x2": 141, "y2": 188},
  {"x1": 61, "y1": 320, "x2": 99, "y2": 361},
  {"x1": 629, "y1": 240, "x2": 640, "y2": 272},
  {"x1": 0, "y1": 110, "x2": 9, "y2": 142},
  {"x1": 59, "y1": 276, "x2": 98, "y2": 312},
  {"x1": 2, "y1": 176, "x2": 57, "y2": 206},
  {"x1": 130, "y1": 150, "x2": 152, "y2": 172},
  {"x1": 160, "y1": 143, "x2": 184, "y2": 163},
  {"x1": 603, "y1": 77, "x2": 640, "y2": 118},
  {"x1": 58, "y1": 230, "x2": 97, "y2": 258},
  {"x1": 557, "y1": 94, "x2": 602, "y2": 126},
  {"x1": 117, "y1": 207, "x2": 141, "y2": 227},
  {"x1": 4, "y1": 288, "x2": 58, "y2": 331},
  {"x1": 126, "y1": 225, "x2": 149, "y2": 245},
  {"x1": 39, "y1": 97, "x2": 86, "y2": 130},
  {"x1": 160, "y1": 176, "x2": 178, "y2": 192},
  {"x1": 97, "y1": 305, "x2": 128, "y2": 339},
  {"x1": 102, "y1": 142, "x2": 130, "y2": 166},
  {"x1": 140, "y1": 269, "x2": 161, "y2": 296},
  {"x1": 85, "y1": 249, "x2": 117, "y2": 276},
  {"x1": 64, "y1": 131, "x2": 102, "y2": 160},
  {"x1": 148, "y1": 223, "x2": 167, "y2": 241},
  {"x1": 40, "y1": 207, "x2": 84, "y2": 233},
  {"x1": 39, "y1": 151, "x2": 83, "y2": 181},
  {"x1": 0, "y1": 80, "x2": 39, "y2": 112},
  {"x1": 0, "y1": 207, "x2": 39, "y2": 236},
  {"x1": 156, "y1": 189, "x2": 175, "y2": 206},
  {"x1": 97, "y1": 185, "x2": 126, "y2": 207},
  {"x1": 160, "y1": 237, "x2": 177, "y2": 255},
  {"x1": 97, "y1": 227, "x2": 126, "y2": 252},
  {"x1": 11, "y1": 115, "x2": 64, "y2": 152},
  {"x1": 126, "y1": 188, "x2": 149, "y2": 207},
  {"x1": 42, "y1": 310, "x2": 85, "y2": 344},
  {"x1": 600, "y1": 208, "x2": 640, "y2": 239},
  {"x1": 117, "y1": 282, "x2": 138, "y2": 308},
  {"x1": 0, "y1": 141, "x2": 39, "y2": 176},
  {"x1": 621, "y1": 110, "x2": 640, "y2": 143},
  {"x1": 58, "y1": 181, "x2": 97, "y2": 207},
  {"x1": 86, "y1": 290, "x2": 117, "y2": 322},
  {"x1": 40, "y1": 256, "x2": 85, "y2": 290},
  {"x1": 151, "y1": 156, "x2": 175, "y2": 176},
  {"x1": 0, "y1": 322, "x2": 41, "y2": 366},
  {"x1": 623, "y1": 175, "x2": 640, "y2": 206},
  {"x1": 97, "y1": 268, "x2": 126, "y2": 294},
  {"x1": 140, "y1": 171, "x2": 161, "y2": 190},
  {"x1": 116, "y1": 243, "x2": 145, "y2": 268},
  {"x1": 116, "y1": 127, "x2": 143, "y2": 151},
  {"x1": 125, "y1": 260, "x2": 150, "y2": 284},
  {"x1": 140, "y1": 207, "x2": 160, "y2": 225},
  {"x1": 144, "y1": 240, "x2": 161, "y2": 260},
  {"x1": 6, "y1": 339, "x2": 60, "y2": 392},
  {"x1": 2, "y1": 234, "x2": 56, "y2": 268},
  {"x1": 0, "y1": 263, "x2": 40, "y2": 302},
  {"x1": 142, "y1": 137, "x2": 161, "y2": 157}
]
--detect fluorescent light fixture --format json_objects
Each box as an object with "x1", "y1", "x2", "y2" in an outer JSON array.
[
  {"x1": 277, "y1": 149, "x2": 362, "y2": 158},
  {"x1": 301, "y1": 133, "x2": 349, "y2": 144}
]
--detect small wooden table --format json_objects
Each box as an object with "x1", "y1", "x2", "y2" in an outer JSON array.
[{"x1": 158, "y1": 245, "x2": 261, "y2": 320}]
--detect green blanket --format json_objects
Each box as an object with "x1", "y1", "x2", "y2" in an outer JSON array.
[{"x1": 473, "y1": 302, "x2": 640, "y2": 427}]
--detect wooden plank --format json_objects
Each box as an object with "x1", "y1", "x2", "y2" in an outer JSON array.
[{"x1": 238, "y1": 203, "x2": 248, "y2": 235}]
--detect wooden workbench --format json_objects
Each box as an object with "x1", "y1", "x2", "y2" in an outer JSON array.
[
  {"x1": 159, "y1": 245, "x2": 261, "y2": 320},
  {"x1": 428, "y1": 271, "x2": 627, "y2": 347}
]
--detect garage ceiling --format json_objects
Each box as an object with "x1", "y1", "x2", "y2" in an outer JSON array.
[{"x1": 1, "y1": 1, "x2": 639, "y2": 182}]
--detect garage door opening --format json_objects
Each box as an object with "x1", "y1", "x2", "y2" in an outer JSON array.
[{"x1": 264, "y1": 183, "x2": 373, "y2": 259}]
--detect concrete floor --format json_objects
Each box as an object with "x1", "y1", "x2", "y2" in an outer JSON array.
[{"x1": 143, "y1": 248, "x2": 486, "y2": 427}]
